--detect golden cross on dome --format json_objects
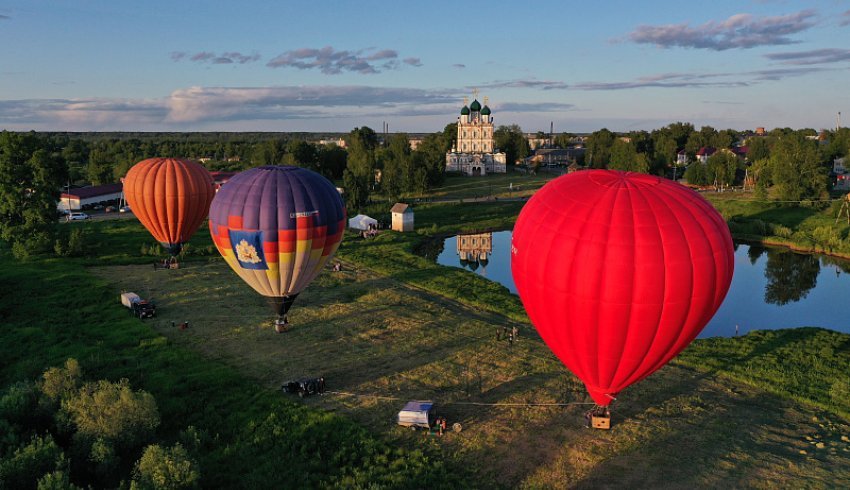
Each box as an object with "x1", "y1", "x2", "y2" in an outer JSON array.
[
  {"x1": 472, "y1": 88, "x2": 479, "y2": 99},
  {"x1": 483, "y1": 96, "x2": 489, "y2": 105},
  {"x1": 463, "y1": 96, "x2": 469, "y2": 105}
]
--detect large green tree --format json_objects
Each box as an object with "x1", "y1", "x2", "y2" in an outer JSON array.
[
  {"x1": 706, "y1": 151, "x2": 739, "y2": 187},
  {"x1": 250, "y1": 139, "x2": 287, "y2": 167},
  {"x1": 747, "y1": 136, "x2": 772, "y2": 162},
  {"x1": 768, "y1": 134, "x2": 827, "y2": 201},
  {"x1": 379, "y1": 133, "x2": 412, "y2": 201},
  {"x1": 493, "y1": 124, "x2": 529, "y2": 166},
  {"x1": 0, "y1": 132, "x2": 67, "y2": 257},
  {"x1": 608, "y1": 140, "x2": 649, "y2": 173},
  {"x1": 343, "y1": 127, "x2": 377, "y2": 211},
  {"x1": 284, "y1": 140, "x2": 318, "y2": 170},
  {"x1": 585, "y1": 128, "x2": 614, "y2": 168},
  {"x1": 316, "y1": 145, "x2": 347, "y2": 179}
]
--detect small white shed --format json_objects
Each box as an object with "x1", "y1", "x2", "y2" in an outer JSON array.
[
  {"x1": 348, "y1": 214, "x2": 378, "y2": 231},
  {"x1": 391, "y1": 203, "x2": 414, "y2": 232}
]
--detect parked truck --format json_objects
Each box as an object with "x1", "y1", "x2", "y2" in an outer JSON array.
[{"x1": 120, "y1": 292, "x2": 156, "y2": 319}]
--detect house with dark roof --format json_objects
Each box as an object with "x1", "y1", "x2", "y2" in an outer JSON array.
[
  {"x1": 676, "y1": 149, "x2": 688, "y2": 165},
  {"x1": 695, "y1": 147, "x2": 717, "y2": 164},
  {"x1": 58, "y1": 183, "x2": 123, "y2": 212}
]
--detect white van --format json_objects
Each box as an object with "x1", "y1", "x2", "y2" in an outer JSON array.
[{"x1": 67, "y1": 212, "x2": 90, "y2": 221}]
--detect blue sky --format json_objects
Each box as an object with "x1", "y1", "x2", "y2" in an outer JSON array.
[{"x1": 1, "y1": 0, "x2": 848, "y2": 132}]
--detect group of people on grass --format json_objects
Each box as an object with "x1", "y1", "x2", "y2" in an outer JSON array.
[{"x1": 430, "y1": 417, "x2": 448, "y2": 436}]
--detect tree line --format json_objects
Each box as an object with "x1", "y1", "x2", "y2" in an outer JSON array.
[
  {"x1": 583, "y1": 123, "x2": 850, "y2": 201},
  {"x1": 2, "y1": 123, "x2": 849, "y2": 259}
]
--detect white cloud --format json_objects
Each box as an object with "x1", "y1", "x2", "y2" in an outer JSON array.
[
  {"x1": 628, "y1": 10, "x2": 817, "y2": 50},
  {"x1": 267, "y1": 46, "x2": 417, "y2": 74}
]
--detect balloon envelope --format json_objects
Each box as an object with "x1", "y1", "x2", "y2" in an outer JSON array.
[
  {"x1": 124, "y1": 158, "x2": 215, "y2": 255},
  {"x1": 511, "y1": 170, "x2": 734, "y2": 406},
  {"x1": 208, "y1": 166, "x2": 346, "y2": 319}
]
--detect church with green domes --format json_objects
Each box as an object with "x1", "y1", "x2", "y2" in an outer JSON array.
[{"x1": 446, "y1": 92, "x2": 507, "y2": 175}]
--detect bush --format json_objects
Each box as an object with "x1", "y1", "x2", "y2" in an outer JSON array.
[
  {"x1": 40, "y1": 359, "x2": 82, "y2": 406},
  {"x1": 772, "y1": 225, "x2": 793, "y2": 239},
  {"x1": 830, "y1": 379, "x2": 850, "y2": 405},
  {"x1": 11, "y1": 232, "x2": 53, "y2": 260},
  {"x1": 60, "y1": 379, "x2": 159, "y2": 451},
  {"x1": 53, "y1": 229, "x2": 89, "y2": 257},
  {"x1": 131, "y1": 443, "x2": 199, "y2": 490},
  {"x1": 36, "y1": 469, "x2": 81, "y2": 490},
  {"x1": 0, "y1": 434, "x2": 66, "y2": 490},
  {"x1": 0, "y1": 381, "x2": 40, "y2": 427}
]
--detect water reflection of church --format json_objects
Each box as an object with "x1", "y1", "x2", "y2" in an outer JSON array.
[{"x1": 456, "y1": 232, "x2": 492, "y2": 272}]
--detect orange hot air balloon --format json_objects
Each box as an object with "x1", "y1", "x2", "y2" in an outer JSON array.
[{"x1": 123, "y1": 158, "x2": 215, "y2": 256}]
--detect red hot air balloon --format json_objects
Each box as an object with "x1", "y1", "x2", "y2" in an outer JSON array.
[
  {"x1": 511, "y1": 170, "x2": 734, "y2": 408},
  {"x1": 208, "y1": 166, "x2": 346, "y2": 331},
  {"x1": 124, "y1": 158, "x2": 215, "y2": 256}
]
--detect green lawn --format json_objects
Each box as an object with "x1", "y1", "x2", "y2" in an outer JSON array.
[
  {"x1": 0, "y1": 254, "x2": 463, "y2": 489},
  {"x1": 5, "y1": 181, "x2": 850, "y2": 488}
]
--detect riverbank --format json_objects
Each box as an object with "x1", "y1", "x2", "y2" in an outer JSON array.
[{"x1": 705, "y1": 192, "x2": 850, "y2": 260}]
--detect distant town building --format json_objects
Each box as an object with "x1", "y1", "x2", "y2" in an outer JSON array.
[
  {"x1": 391, "y1": 203, "x2": 414, "y2": 232},
  {"x1": 58, "y1": 183, "x2": 123, "y2": 212},
  {"x1": 676, "y1": 149, "x2": 688, "y2": 166},
  {"x1": 210, "y1": 171, "x2": 236, "y2": 192},
  {"x1": 409, "y1": 138, "x2": 424, "y2": 151},
  {"x1": 526, "y1": 136, "x2": 549, "y2": 150},
  {"x1": 524, "y1": 147, "x2": 584, "y2": 167},
  {"x1": 318, "y1": 138, "x2": 347, "y2": 148},
  {"x1": 834, "y1": 157, "x2": 850, "y2": 191},
  {"x1": 446, "y1": 92, "x2": 507, "y2": 176},
  {"x1": 755, "y1": 127, "x2": 766, "y2": 136}
]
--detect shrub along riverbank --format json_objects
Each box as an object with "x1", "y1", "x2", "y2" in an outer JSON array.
[{"x1": 705, "y1": 192, "x2": 850, "y2": 258}]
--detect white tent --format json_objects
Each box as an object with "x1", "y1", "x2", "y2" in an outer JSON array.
[{"x1": 348, "y1": 214, "x2": 378, "y2": 231}]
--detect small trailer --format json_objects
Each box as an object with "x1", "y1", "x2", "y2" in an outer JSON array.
[
  {"x1": 397, "y1": 400, "x2": 435, "y2": 430},
  {"x1": 120, "y1": 292, "x2": 156, "y2": 319}
]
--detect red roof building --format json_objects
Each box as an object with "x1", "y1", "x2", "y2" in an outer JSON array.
[{"x1": 58, "y1": 183, "x2": 123, "y2": 211}]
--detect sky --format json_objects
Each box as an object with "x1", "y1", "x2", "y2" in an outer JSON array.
[{"x1": 1, "y1": 0, "x2": 848, "y2": 133}]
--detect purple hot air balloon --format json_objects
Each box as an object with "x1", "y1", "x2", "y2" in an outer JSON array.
[{"x1": 209, "y1": 166, "x2": 346, "y2": 331}]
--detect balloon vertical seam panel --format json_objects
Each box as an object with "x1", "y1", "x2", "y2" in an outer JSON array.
[
  {"x1": 124, "y1": 158, "x2": 215, "y2": 252},
  {"x1": 209, "y1": 166, "x2": 345, "y2": 316},
  {"x1": 510, "y1": 170, "x2": 734, "y2": 406}
]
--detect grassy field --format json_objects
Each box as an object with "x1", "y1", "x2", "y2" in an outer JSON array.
[
  {"x1": 407, "y1": 170, "x2": 560, "y2": 201},
  {"x1": 7, "y1": 174, "x2": 850, "y2": 487},
  {"x1": 0, "y1": 254, "x2": 464, "y2": 489},
  {"x1": 91, "y1": 248, "x2": 850, "y2": 488}
]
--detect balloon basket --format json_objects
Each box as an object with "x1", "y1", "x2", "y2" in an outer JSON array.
[
  {"x1": 274, "y1": 318, "x2": 288, "y2": 334},
  {"x1": 591, "y1": 415, "x2": 610, "y2": 430}
]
